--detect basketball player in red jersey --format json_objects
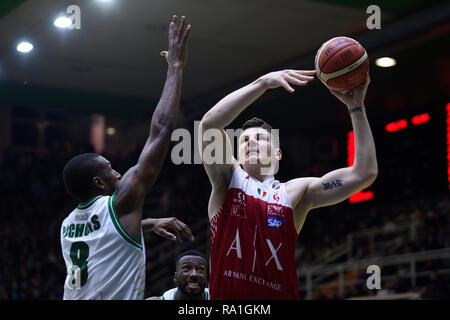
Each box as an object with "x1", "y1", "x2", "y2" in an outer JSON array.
[{"x1": 198, "y1": 70, "x2": 377, "y2": 299}]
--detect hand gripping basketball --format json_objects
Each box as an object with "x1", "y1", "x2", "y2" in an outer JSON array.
[{"x1": 330, "y1": 74, "x2": 371, "y2": 109}]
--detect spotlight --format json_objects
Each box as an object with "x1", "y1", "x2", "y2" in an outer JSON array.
[
  {"x1": 17, "y1": 42, "x2": 33, "y2": 53},
  {"x1": 54, "y1": 16, "x2": 72, "y2": 29},
  {"x1": 375, "y1": 57, "x2": 397, "y2": 68},
  {"x1": 106, "y1": 128, "x2": 116, "y2": 135}
]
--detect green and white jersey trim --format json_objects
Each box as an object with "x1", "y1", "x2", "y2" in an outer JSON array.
[
  {"x1": 77, "y1": 196, "x2": 102, "y2": 210},
  {"x1": 159, "y1": 287, "x2": 210, "y2": 300},
  {"x1": 107, "y1": 193, "x2": 143, "y2": 250}
]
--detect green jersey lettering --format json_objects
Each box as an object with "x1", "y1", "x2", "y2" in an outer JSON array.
[
  {"x1": 91, "y1": 215, "x2": 101, "y2": 230},
  {"x1": 75, "y1": 224, "x2": 85, "y2": 237}
]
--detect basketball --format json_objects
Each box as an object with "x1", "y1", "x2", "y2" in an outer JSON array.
[{"x1": 315, "y1": 36, "x2": 369, "y2": 92}]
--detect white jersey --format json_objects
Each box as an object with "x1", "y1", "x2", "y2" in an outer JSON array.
[
  {"x1": 159, "y1": 287, "x2": 210, "y2": 300},
  {"x1": 61, "y1": 193, "x2": 146, "y2": 300}
]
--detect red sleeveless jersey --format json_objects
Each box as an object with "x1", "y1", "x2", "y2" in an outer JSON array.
[{"x1": 209, "y1": 167, "x2": 299, "y2": 300}]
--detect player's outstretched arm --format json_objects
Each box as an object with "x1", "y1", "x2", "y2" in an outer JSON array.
[
  {"x1": 113, "y1": 16, "x2": 191, "y2": 230},
  {"x1": 199, "y1": 70, "x2": 315, "y2": 187},
  {"x1": 286, "y1": 75, "x2": 378, "y2": 233}
]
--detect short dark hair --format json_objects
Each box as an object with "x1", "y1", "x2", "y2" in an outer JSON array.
[
  {"x1": 242, "y1": 117, "x2": 279, "y2": 146},
  {"x1": 242, "y1": 117, "x2": 272, "y2": 133},
  {"x1": 176, "y1": 250, "x2": 208, "y2": 268},
  {"x1": 63, "y1": 153, "x2": 104, "y2": 202}
]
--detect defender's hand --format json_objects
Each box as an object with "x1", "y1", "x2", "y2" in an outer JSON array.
[
  {"x1": 259, "y1": 70, "x2": 315, "y2": 93},
  {"x1": 330, "y1": 74, "x2": 370, "y2": 109},
  {"x1": 142, "y1": 217, "x2": 194, "y2": 243},
  {"x1": 160, "y1": 15, "x2": 191, "y2": 68}
]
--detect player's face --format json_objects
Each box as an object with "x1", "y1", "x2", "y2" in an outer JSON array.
[
  {"x1": 238, "y1": 127, "x2": 279, "y2": 169},
  {"x1": 97, "y1": 156, "x2": 121, "y2": 194},
  {"x1": 175, "y1": 256, "x2": 208, "y2": 298}
]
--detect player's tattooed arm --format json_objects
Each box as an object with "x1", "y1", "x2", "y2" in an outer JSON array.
[
  {"x1": 322, "y1": 179, "x2": 343, "y2": 190},
  {"x1": 287, "y1": 165, "x2": 376, "y2": 215},
  {"x1": 287, "y1": 74, "x2": 377, "y2": 229}
]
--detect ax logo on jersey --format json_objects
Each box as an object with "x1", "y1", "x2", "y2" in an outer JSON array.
[{"x1": 226, "y1": 229, "x2": 284, "y2": 271}]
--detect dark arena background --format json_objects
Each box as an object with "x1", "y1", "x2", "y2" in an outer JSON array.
[{"x1": 0, "y1": 0, "x2": 449, "y2": 301}]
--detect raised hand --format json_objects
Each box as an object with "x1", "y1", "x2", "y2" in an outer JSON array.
[
  {"x1": 259, "y1": 69, "x2": 316, "y2": 93},
  {"x1": 142, "y1": 217, "x2": 194, "y2": 243},
  {"x1": 160, "y1": 15, "x2": 191, "y2": 68},
  {"x1": 329, "y1": 74, "x2": 370, "y2": 109}
]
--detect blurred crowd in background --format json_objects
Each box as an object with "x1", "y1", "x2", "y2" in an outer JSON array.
[{"x1": 0, "y1": 136, "x2": 448, "y2": 300}]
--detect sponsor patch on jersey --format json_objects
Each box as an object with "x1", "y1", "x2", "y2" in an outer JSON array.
[
  {"x1": 267, "y1": 217, "x2": 284, "y2": 229},
  {"x1": 271, "y1": 181, "x2": 281, "y2": 190},
  {"x1": 231, "y1": 205, "x2": 241, "y2": 216},
  {"x1": 75, "y1": 212, "x2": 89, "y2": 220},
  {"x1": 273, "y1": 194, "x2": 280, "y2": 202},
  {"x1": 233, "y1": 192, "x2": 245, "y2": 205},
  {"x1": 267, "y1": 204, "x2": 284, "y2": 218},
  {"x1": 230, "y1": 204, "x2": 246, "y2": 218}
]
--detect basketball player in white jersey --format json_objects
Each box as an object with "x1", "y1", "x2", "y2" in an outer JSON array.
[
  {"x1": 61, "y1": 16, "x2": 193, "y2": 300},
  {"x1": 199, "y1": 70, "x2": 378, "y2": 299},
  {"x1": 147, "y1": 250, "x2": 209, "y2": 300}
]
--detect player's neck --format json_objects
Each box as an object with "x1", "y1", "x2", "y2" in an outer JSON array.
[{"x1": 243, "y1": 166, "x2": 274, "y2": 183}]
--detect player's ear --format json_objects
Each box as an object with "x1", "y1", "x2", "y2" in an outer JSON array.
[
  {"x1": 275, "y1": 148, "x2": 282, "y2": 161},
  {"x1": 173, "y1": 272, "x2": 178, "y2": 283},
  {"x1": 92, "y1": 176, "x2": 104, "y2": 189}
]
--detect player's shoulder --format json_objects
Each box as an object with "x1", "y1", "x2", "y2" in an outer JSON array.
[
  {"x1": 161, "y1": 287, "x2": 177, "y2": 300},
  {"x1": 62, "y1": 195, "x2": 109, "y2": 225},
  {"x1": 221, "y1": 163, "x2": 241, "y2": 186},
  {"x1": 285, "y1": 177, "x2": 318, "y2": 190},
  {"x1": 227, "y1": 165, "x2": 248, "y2": 187},
  {"x1": 284, "y1": 177, "x2": 318, "y2": 208},
  {"x1": 61, "y1": 207, "x2": 77, "y2": 225}
]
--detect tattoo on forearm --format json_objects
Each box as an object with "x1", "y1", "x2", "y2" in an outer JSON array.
[
  {"x1": 322, "y1": 180, "x2": 343, "y2": 190},
  {"x1": 349, "y1": 106, "x2": 363, "y2": 113}
]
